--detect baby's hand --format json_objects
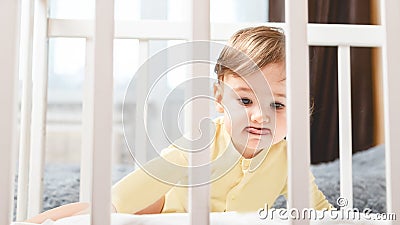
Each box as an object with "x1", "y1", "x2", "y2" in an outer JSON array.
[
  {"x1": 24, "y1": 202, "x2": 90, "y2": 224},
  {"x1": 72, "y1": 207, "x2": 89, "y2": 216},
  {"x1": 72, "y1": 204, "x2": 117, "y2": 216}
]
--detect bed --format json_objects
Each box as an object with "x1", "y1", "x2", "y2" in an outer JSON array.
[
  {"x1": 12, "y1": 210, "x2": 392, "y2": 225},
  {"x1": 12, "y1": 144, "x2": 387, "y2": 225}
]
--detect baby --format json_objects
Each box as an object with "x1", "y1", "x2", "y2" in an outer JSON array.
[
  {"x1": 111, "y1": 26, "x2": 332, "y2": 213},
  {"x1": 26, "y1": 26, "x2": 331, "y2": 224}
]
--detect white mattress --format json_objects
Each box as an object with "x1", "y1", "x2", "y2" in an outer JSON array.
[{"x1": 12, "y1": 211, "x2": 392, "y2": 225}]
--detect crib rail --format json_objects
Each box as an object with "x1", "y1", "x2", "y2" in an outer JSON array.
[
  {"x1": 88, "y1": 0, "x2": 114, "y2": 224},
  {"x1": 187, "y1": 1, "x2": 211, "y2": 225},
  {"x1": 16, "y1": 0, "x2": 34, "y2": 221},
  {"x1": 285, "y1": 1, "x2": 311, "y2": 224},
  {"x1": 337, "y1": 45, "x2": 353, "y2": 209},
  {"x1": 2, "y1": 0, "x2": 399, "y2": 225},
  {"x1": 27, "y1": 0, "x2": 49, "y2": 219},
  {"x1": 0, "y1": 0, "x2": 20, "y2": 224},
  {"x1": 380, "y1": 0, "x2": 400, "y2": 221}
]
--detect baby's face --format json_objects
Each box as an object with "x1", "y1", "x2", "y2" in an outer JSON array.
[{"x1": 215, "y1": 62, "x2": 286, "y2": 158}]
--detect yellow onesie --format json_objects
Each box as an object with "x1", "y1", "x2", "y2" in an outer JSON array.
[{"x1": 112, "y1": 117, "x2": 332, "y2": 213}]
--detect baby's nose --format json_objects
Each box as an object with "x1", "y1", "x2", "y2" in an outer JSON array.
[{"x1": 250, "y1": 107, "x2": 270, "y2": 123}]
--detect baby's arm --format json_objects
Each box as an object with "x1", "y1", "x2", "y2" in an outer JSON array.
[
  {"x1": 134, "y1": 196, "x2": 165, "y2": 214},
  {"x1": 112, "y1": 147, "x2": 187, "y2": 214},
  {"x1": 25, "y1": 147, "x2": 186, "y2": 223},
  {"x1": 25, "y1": 202, "x2": 92, "y2": 224},
  {"x1": 279, "y1": 172, "x2": 333, "y2": 210},
  {"x1": 24, "y1": 196, "x2": 164, "y2": 224},
  {"x1": 309, "y1": 173, "x2": 333, "y2": 210}
]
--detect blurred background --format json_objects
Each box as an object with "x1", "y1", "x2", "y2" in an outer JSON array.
[
  {"x1": 20, "y1": 0, "x2": 383, "y2": 166},
  {"x1": 10, "y1": 0, "x2": 390, "y2": 217}
]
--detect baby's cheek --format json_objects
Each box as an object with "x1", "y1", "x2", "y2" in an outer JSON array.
[
  {"x1": 274, "y1": 115, "x2": 287, "y2": 143},
  {"x1": 223, "y1": 115, "x2": 232, "y2": 135}
]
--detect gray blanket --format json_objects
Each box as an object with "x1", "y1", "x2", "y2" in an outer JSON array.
[
  {"x1": 14, "y1": 145, "x2": 386, "y2": 215},
  {"x1": 273, "y1": 145, "x2": 386, "y2": 212}
]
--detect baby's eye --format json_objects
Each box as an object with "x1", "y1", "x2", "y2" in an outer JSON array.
[
  {"x1": 270, "y1": 102, "x2": 285, "y2": 110},
  {"x1": 239, "y1": 98, "x2": 253, "y2": 105}
]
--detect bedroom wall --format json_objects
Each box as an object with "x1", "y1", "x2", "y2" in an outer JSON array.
[
  {"x1": 371, "y1": 0, "x2": 385, "y2": 146},
  {"x1": 269, "y1": 0, "x2": 378, "y2": 164},
  {"x1": 33, "y1": 0, "x2": 384, "y2": 165}
]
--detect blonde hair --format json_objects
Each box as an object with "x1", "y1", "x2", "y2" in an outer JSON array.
[{"x1": 214, "y1": 26, "x2": 285, "y2": 81}]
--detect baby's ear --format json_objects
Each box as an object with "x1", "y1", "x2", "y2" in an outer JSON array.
[{"x1": 213, "y1": 83, "x2": 224, "y2": 113}]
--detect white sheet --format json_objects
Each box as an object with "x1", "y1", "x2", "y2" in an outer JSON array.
[{"x1": 12, "y1": 211, "x2": 392, "y2": 225}]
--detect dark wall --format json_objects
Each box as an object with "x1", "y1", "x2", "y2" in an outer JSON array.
[{"x1": 269, "y1": 0, "x2": 375, "y2": 163}]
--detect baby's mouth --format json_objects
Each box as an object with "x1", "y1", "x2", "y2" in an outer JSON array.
[{"x1": 245, "y1": 126, "x2": 271, "y2": 135}]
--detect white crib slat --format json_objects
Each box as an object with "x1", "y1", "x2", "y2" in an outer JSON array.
[
  {"x1": 48, "y1": 19, "x2": 187, "y2": 40},
  {"x1": 90, "y1": 0, "x2": 114, "y2": 224},
  {"x1": 308, "y1": 24, "x2": 383, "y2": 47},
  {"x1": 27, "y1": 0, "x2": 49, "y2": 218},
  {"x1": 0, "y1": 0, "x2": 20, "y2": 223},
  {"x1": 337, "y1": 45, "x2": 353, "y2": 209},
  {"x1": 285, "y1": 0, "x2": 311, "y2": 224},
  {"x1": 80, "y1": 39, "x2": 95, "y2": 202},
  {"x1": 48, "y1": 20, "x2": 384, "y2": 48},
  {"x1": 188, "y1": 0, "x2": 210, "y2": 225},
  {"x1": 211, "y1": 22, "x2": 286, "y2": 41},
  {"x1": 134, "y1": 40, "x2": 149, "y2": 165},
  {"x1": 16, "y1": 0, "x2": 35, "y2": 220},
  {"x1": 380, "y1": 0, "x2": 400, "y2": 224}
]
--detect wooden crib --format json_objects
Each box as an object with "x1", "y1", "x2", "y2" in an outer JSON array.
[{"x1": 1, "y1": 0, "x2": 399, "y2": 225}]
